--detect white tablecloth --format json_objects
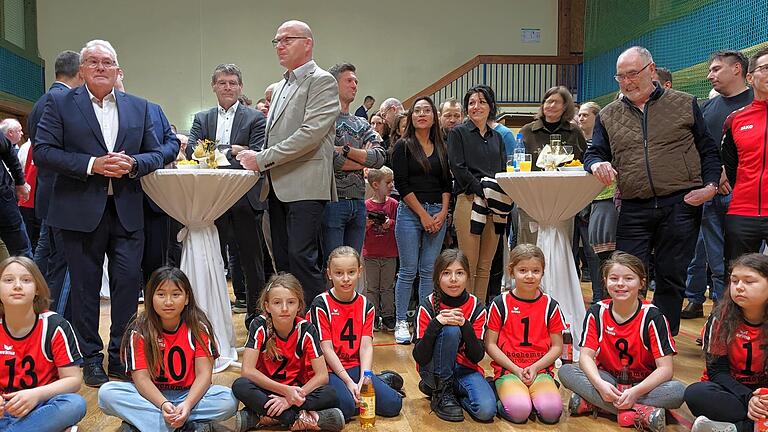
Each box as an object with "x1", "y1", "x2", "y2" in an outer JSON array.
[
  {"x1": 496, "y1": 171, "x2": 604, "y2": 358},
  {"x1": 141, "y1": 169, "x2": 258, "y2": 372}
]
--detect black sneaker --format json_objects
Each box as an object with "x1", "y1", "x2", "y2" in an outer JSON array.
[
  {"x1": 373, "y1": 316, "x2": 382, "y2": 332},
  {"x1": 118, "y1": 421, "x2": 140, "y2": 432},
  {"x1": 431, "y1": 377, "x2": 464, "y2": 422},
  {"x1": 381, "y1": 316, "x2": 396, "y2": 332},
  {"x1": 378, "y1": 370, "x2": 404, "y2": 392},
  {"x1": 232, "y1": 299, "x2": 247, "y2": 314},
  {"x1": 83, "y1": 363, "x2": 109, "y2": 387},
  {"x1": 681, "y1": 302, "x2": 704, "y2": 319},
  {"x1": 184, "y1": 421, "x2": 213, "y2": 432},
  {"x1": 108, "y1": 364, "x2": 130, "y2": 381},
  {"x1": 315, "y1": 408, "x2": 345, "y2": 431},
  {"x1": 419, "y1": 379, "x2": 433, "y2": 397}
]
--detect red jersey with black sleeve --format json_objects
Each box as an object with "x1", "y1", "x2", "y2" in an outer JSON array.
[
  {"x1": 701, "y1": 315, "x2": 767, "y2": 386},
  {"x1": 487, "y1": 291, "x2": 566, "y2": 378},
  {"x1": 125, "y1": 322, "x2": 217, "y2": 390},
  {"x1": 245, "y1": 315, "x2": 323, "y2": 386},
  {"x1": 0, "y1": 311, "x2": 82, "y2": 393},
  {"x1": 722, "y1": 99, "x2": 768, "y2": 217},
  {"x1": 580, "y1": 300, "x2": 676, "y2": 382},
  {"x1": 413, "y1": 291, "x2": 487, "y2": 374},
  {"x1": 307, "y1": 291, "x2": 374, "y2": 370}
]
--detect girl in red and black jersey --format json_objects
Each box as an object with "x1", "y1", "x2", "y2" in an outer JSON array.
[
  {"x1": 232, "y1": 273, "x2": 344, "y2": 432},
  {"x1": 307, "y1": 246, "x2": 403, "y2": 421},
  {"x1": 559, "y1": 252, "x2": 684, "y2": 432},
  {"x1": 485, "y1": 244, "x2": 565, "y2": 424},
  {"x1": 685, "y1": 254, "x2": 768, "y2": 432},
  {"x1": 98, "y1": 267, "x2": 237, "y2": 432},
  {"x1": 412, "y1": 248, "x2": 496, "y2": 423},
  {"x1": 0, "y1": 256, "x2": 85, "y2": 432}
]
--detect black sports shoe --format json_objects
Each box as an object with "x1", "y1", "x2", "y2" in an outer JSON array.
[
  {"x1": 118, "y1": 421, "x2": 140, "y2": 432},
  {"x1": 378, "y1": 370, "x2": 404, "y2": 392},
  {"x1": 108, "y1": 364, "x2": 130, "y2": 381},
  {"x1": 431, "y1": 377, "x2": 464, "y2": 422},
  {"x1": 83, "y1": 363, "x2": 109, "y2": 387}
]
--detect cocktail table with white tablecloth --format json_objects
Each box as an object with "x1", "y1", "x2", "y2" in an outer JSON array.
[
  {"x1": 141, "y1": 169, "x2": 258, "y2": 372},
  {"x1": 496, "y1": 171, "x2": 604, "y2": 359}
]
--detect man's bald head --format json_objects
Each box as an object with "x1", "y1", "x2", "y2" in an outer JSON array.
[{"x1": 278, "y1": 20, "x2": 313, "y2": 38}]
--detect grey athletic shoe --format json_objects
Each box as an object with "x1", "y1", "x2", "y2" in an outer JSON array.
[{"x1": 691, "y1": 416, "x2": 738, "y2": 432}]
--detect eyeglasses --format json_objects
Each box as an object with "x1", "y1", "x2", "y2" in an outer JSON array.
[
  {"x1": 614, "y1": 62, "x2": 652, "y2": 82},
  {"x1": 83, "y1": 58, "x2": 117, "y2": 69},
  {"x1": 751, "y1": 64, "x2": 768, "y2": 74},
  {"x1": 271, "y1": 36, "x2": 309, "y2": 48},
  {"x1": 413, "y1": 108, "x2": 433, "y2": 116}
]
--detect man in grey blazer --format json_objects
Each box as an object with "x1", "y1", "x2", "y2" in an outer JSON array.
[
  {"x1": 238, "y1": 20, "x2": 339, "y2": 301},
  {"x1": 190, "y1": 63, "x2": 267, "y2": 323}
]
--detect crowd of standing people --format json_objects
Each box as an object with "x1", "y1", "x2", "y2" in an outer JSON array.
[{"x1": 1, "y1": 17, "x2": 768, "y2": 432}]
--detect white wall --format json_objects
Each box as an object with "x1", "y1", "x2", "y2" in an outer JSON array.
[{"x1": 37, "y1": 0, "x2": 558, "y2": 129}]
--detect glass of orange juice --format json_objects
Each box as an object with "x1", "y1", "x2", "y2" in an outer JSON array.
[
  {"x1": 506, "y1": 155, "x2": 516, "y2": 172},
  {"x1": 519, "y1": 154, "x2": 532, "y2": 172}
]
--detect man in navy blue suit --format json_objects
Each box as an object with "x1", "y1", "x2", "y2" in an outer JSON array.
[
  {"x1": 28, "y1": 49, "x2": 83, "y2": 318},
  {"x1": 114, "y1": 70, "x2": 181, "y2": 284},
  {"x1": 34, "y1": 39, "x2": 163, "y2": 387}
]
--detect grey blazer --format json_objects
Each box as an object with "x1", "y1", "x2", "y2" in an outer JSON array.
[{"x1": 256, "y1": 62, "x2": 340, "y2": 202}]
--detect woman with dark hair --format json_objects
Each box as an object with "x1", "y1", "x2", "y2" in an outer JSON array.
[
  {"x1": 391, "y1": 97, "x2": 453, "y2": 344},
  {"x1": 447, "y1": 85, "x2": 506, "y2": 304},
  {"x1": 517, "y1": 86, "x2": 588, "y2": 244}
]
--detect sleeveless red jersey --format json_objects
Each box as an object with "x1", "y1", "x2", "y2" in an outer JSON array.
[
  {"x1": 581, "y1": 300, "x2": 676, "y2": 382},
  {"x1": 415, "y1": 292, "x2": 487, "y2": 374},
  {"x1": 246, "y1": 315, "x2": 322, "y2": 385},
  {"x1": 308, "y1": 291, "x2": 374, "y2": 370},
  {"x1": 126, "y1": 322, "x2": 217, "y2": 390},
  {"x1": 487, "y1": 291, "x2": 565, "y2": 378},
  {"x1": 0, "y1": 311, "x2": 82, "y2": 392}
]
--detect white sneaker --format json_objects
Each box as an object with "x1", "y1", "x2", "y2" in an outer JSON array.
[
  {"x1": 691, "y1": 416, "x2": 737, "y2": 432},
  {"x1": 394, "y1": 320, "x2": 411, "y2": 344}
]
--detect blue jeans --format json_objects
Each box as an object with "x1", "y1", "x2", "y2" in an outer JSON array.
[
  {"x1": 394, "y1": 202, "x2": 447, "y2": 321},
  {"x1": 0, "y1": 393, "x2": 86, "y2": 432},
  {"x1": 419, "y1": 326, "x2": 496, "y2": 421},
  {"x1": 322, "y1": 198, "x2": 367, "y2": 266},
  {"x1": 98, "y1": 381, "x2": 238, "y2": 431},
  {"x1": 686, "y1": 193, "x2": 730, "y2": 304},
  {"x1": 328, "y1": 365, "x2": 403, "y2": 420},
  {"x1": 33, "y1": 219, "x2": 51, "y2": 276}
]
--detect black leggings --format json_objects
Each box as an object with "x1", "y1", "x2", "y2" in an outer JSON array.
[
  {"x1": 685, "y1": 381, "x2": 753, "y2": 432},
  {"x1": 232, "y1": 377, "x2": 338, "y2": 426}
]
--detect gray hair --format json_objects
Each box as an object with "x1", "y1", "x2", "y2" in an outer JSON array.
[
  {"x1": 211, "y1": 63, "x2": 242, "y2": 86},
  {"x1": 380, "y1": 97, "x2": 402, "y2": 112},
  {"x1": 0, "y1": 118, "x2": 21, "y2": 134},
  {"x1": 54, "y1": 50, "x2": 80, "y2": 78},
  {"x1": 620, "y1": 46, "x2": 654, "y2": 64},
  {"x1": 80, "y1": 39, "x2": 118, "y2": 66}
]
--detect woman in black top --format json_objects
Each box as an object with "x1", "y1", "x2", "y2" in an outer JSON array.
[
  {"x1": 390, "y1": 96, "x2": 452, "y2": 344},
  {"x1": 447, "y1": 85, "x2": 506, "y2": 304}
]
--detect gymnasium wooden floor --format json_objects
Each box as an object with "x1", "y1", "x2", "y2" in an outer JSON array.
[{"x1": 79, "y1": 284, "x2": 707, "y2": 431}]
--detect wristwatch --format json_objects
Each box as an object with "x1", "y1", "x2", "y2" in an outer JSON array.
[
  {"x1": 128, "y1": 157, "x2": 139, "y2": 179},
  {"x1": 342, "y1": 145, "x2": 351, "y2": 157}
]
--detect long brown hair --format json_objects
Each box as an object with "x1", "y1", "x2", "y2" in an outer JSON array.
[
  {"x1": 709, "y1": 254, "x2": 768, "y2": 375},
  {"x1": 121, "y1": 267, "x2": 217, "y2": 380},
  {"x1": 431, "y1": 249, "x2": 470, "y2": 312},
  {"x1": 0, "y1": 256, "x2": 51, "y2": 316},
  {"x1": 399, "y1": 96, "x2": 450, "y2": 180},
  {"x1": 535, "y1": 86, "x2": 576, "y2": 125},
  {"x1": 259, "y1": 273, "x2": 305, "y2": 361}
]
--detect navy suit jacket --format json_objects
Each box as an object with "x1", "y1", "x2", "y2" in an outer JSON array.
[
  {"x1": 145, "y1": 102, "x2": 180, "y2": 213},
  {"x1": 28, "y1": 81, "x2": 70, "y2": 219},
  {"x1": 188, "y1": 104, "x2": 266, "y2": 210},
  {"x1": 34, "y1": 85, "x2": 164, "y2": 232}
]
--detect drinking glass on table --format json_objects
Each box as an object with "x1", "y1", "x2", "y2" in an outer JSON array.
[{"x1": 519, "y1": 154, "x2": 532, "y2": 172}]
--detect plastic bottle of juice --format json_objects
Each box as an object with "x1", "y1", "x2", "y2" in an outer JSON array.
[
  {"x1": 561, "y1": 324, "x2": 573, "y2": 363},
  {"x1": 359, "y1": 370, "x2": 376, "y2": 429}
]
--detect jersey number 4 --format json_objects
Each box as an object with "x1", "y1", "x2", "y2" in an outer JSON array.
[
  {"x1": 5, "y1": 356, "x2": 37, "y2": 389},
  {"x1": 340, "y1": 318, "x2": 358, "y2": 350}
]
